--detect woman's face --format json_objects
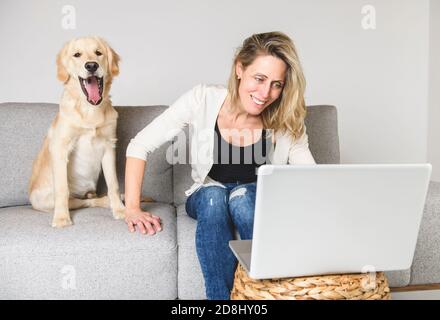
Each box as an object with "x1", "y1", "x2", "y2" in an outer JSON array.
[{"x1": 236, "y1": 54, "x2": 287, "y2": 116}]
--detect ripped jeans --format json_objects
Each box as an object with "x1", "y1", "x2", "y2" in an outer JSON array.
[{"x1": 185, "y1": 181, "x2": 256, "y2": 300}]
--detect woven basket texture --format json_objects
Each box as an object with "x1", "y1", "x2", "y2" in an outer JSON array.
[{"x1": 231, "y1": 264, "x2": 391, "y2": 300}]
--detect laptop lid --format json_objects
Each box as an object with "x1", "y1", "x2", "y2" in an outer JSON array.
[{"x1": 247, "y1": 164, "x2": 431, "y2": 279}]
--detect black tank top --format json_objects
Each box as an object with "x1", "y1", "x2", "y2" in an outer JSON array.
[{"x1": 208, "y1": 119, "x2": 271, "y2": 183}]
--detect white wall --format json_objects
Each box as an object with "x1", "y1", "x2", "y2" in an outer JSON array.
[
  {"x1": 428, "y1": 0, "x2": 440, "y2": 182},
  {"x1": 0, "y1": 0, "x2": 431, "y2": 166}
]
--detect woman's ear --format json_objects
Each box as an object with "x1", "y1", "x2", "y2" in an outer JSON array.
[
  {"x1": 235, "y1": 62, "x2": 243, "y2": 80},
  {"x1": 56, "y1": 41, "x2": 70, "y2": 83}
]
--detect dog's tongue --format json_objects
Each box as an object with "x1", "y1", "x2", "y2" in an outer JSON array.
[{"x1": 85, "y1": 76, "x2": 100, "y2": 104}]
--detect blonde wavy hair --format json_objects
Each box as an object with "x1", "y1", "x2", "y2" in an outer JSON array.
[{"x1": 227, "y1": 31, "x2": 307, "y2": 139}]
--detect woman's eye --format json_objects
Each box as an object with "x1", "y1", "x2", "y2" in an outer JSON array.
[
  {"x1": 273, "y1": 82, "x2": 283, "y2": 89},
  {"x1": 95, "y1": 50, "x2": 102, "y2": 56},
  {"x1": 255, "y1": 77, "x2": 264, "y2": 82},
  {"x1": 73, "y1": 52, "x2": 81, "y2": 58}
]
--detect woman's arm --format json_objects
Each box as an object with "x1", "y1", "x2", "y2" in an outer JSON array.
[
  {"x1": 126, "y1": 84, "x2": 204, "y2": 161},
  {"x1": 288, "y1": 130, "x2": 316, "y2": 164},
  {"x1": 124, "y1": 157, "x2": 162, "y2": 234},
  {"x1": 123, "y1": 85, "x2": 205, "y2": 234},
  {"x1": 124, "y1": 157, "x2": 146, "y2": 210}
]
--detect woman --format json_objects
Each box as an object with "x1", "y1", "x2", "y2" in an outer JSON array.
[{"x1": 124, "y1": 31, "x2": 316, "y2": 299}]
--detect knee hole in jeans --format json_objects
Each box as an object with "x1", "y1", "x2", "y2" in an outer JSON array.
[{"x1": 229, "y1": 187, "x2": 247, "y2": 201}]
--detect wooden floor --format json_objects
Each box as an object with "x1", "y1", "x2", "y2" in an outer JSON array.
[
  {"x1": 391, "y1": 290, "x2": 440, "y2": 300},
  {"x1": 391, "y1": 283, "x2": 440, "y2": 292},
  {"x1": 390, "y1": 283, "x2": 440, "y2": 300}
]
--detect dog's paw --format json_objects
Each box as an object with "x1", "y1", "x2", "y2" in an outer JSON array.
[
  {"x1": 51, "y1": 216, "x2": 73, "y2": 228},
  {"x1": 92, "y1": 195, "x2": 110, "y2": 208},
  {"x1": 112, "y1": 208, "x2": 126, "y2": 220}
]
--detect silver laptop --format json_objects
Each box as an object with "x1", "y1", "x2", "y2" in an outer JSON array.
[{"x1": 229, "y1": 164, "x2": 432, "y2": 280}]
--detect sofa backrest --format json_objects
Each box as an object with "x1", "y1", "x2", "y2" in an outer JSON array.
[
  {"x1": 0, "y1": 103, "x2": 173, "y2": 208},
  {"x1": 0, "y1": 103, "x2": 339, "y2": 208},
  {"x1": 0, "y1": 103, "x2": 58, "y2": 208},
  {"x1": 172, "y1": 105, "x2": 340, "y2": 206},
  {"x1": 102, "y1": 106, "x2": 173, "y2": 204}
]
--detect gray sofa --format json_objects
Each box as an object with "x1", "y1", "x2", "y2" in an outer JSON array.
[{"x1": 0, "y1": 102, "x2": 439, "y2": 299}]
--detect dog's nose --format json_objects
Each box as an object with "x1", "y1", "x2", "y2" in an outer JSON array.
[{"x1": 84, "y1": 62, "x2": 99, "y2": 73}]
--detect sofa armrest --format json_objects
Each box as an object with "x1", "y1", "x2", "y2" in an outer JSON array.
[{"x1": 410, "y1": 181, "x2": 440, "y2": 285}]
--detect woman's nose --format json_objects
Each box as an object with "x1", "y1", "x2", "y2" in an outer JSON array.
[{"x1": 260, "y1": 84, "x2": 271, "y2": 100}]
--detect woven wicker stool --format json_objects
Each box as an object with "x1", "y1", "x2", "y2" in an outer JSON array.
[{"x1": 231, "y1": 264, "x2": 391, "y2": 300}]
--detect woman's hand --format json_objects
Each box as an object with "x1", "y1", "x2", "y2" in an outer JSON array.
[{"x1": 125, "y1": 208, "x2": 162, "y2": 235}]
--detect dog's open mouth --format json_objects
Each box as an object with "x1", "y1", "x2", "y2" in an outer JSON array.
[{"x1": 78, "y1": 76, "x2": 104, "y2": 105}]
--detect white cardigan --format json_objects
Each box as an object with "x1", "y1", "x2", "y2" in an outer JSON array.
[{"x1": 126, "y1": 84, "x2": 316, "y2": 196}]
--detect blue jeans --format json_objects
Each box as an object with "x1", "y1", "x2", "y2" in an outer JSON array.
[{"x1": 185, "y1": 181, "x2": 256, "y2": 300}]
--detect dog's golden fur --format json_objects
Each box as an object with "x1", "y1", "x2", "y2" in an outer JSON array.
[{"x1": 29, "y1": 37, "x2": 126, "y2": 228}]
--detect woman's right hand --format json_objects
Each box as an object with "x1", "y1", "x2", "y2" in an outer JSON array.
[{"x1": 125, "y1": 208, "x2": 162, "y2": 235}]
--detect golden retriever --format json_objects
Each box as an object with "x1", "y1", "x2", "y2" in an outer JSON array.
[{"x1": 29, "y1": 36, "x2": 125, "y2": 228}]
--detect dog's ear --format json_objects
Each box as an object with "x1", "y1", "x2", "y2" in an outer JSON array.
[
  {"x1": 56, "y1": 41, "x2": 70, "y2": 83},
  {"x1": 107, "y1": 44, "x2": 120, "y2": 77},
  {"x1": 96, "y1": 37, "x2": 120, "y2": 77}
]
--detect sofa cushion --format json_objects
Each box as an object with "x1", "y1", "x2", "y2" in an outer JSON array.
[
  {"x1": 172, "y1": 105, "x2": 341, "y2": 206},
  {"x1": 0, "y1": 202, "x2": 177, "y2": 299},
  {"x1": 176, "y1": 205, "x2": 206, "y2": 299},
  {"x1": 0, "y1": 103, "x2": 173, "y2": 208},
  {"x1": 385, "y1": 270, "x2": 411, "y2": 288},
  {"x1": 410, "y1": 181, "x2": 440, "y2": 285}
]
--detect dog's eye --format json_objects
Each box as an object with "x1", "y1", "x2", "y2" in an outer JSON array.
[
  {"x1": 73, "y1": 52, "x2": 81, "y2": 58},
  {"x1": 95, "y1": 50, "x2": 102, "y2": 56}
]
